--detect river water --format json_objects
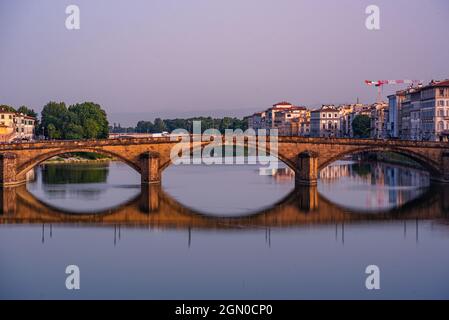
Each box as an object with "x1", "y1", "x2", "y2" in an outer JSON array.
[{"x1": 0, "y1": 159, "x2": 448, "y2": 299}]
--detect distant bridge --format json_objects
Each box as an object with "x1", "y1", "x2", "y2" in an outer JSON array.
[{"x1": 1, "y1": 136, "x2": 449, "y2": 186}]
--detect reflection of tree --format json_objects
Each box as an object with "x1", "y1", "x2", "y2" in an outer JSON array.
[
  {"x1": 351, "y1": 163, "x2": 372, "y2": 178},
  {"x1": 41, "y1": 164, "x2": 109, "y2": 184}
]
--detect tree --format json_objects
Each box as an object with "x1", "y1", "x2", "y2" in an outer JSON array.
[
  {"x1": 65, "y1": 123, "x2": 84, "y2": 140},
  {"x1": 69, "y1": 102, "x2": 109, "y2": 139},
  {"x1": 133, "y1": 116, "x2": 249, "y2": 134},
  {"x1": 352, "y1": 115, "x2": 371, "y2": 138},
  {"x1": 153, "y1": 118, "x2": 166, "y2": 133},
  {"x1": 136, "y1": 121, "x2": 154, "y2": 133},
  {"x1": 17, "y1": 106, "x2": 38, "y2": 118},
  {"x1": 47, "y1": 123, "x2": 60, "y2": 139},
  {"x1": 40, "y1": 101, "x2": 109, "y2": 139},
  {"x1": 0, "y1": 105, "x2": 16, "y2": 113},
  {"x1": 40, "y1": 102, "x2": 68, "y2": 139}
]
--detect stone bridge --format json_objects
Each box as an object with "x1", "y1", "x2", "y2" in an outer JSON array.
[
  {"x1": 1, "y1": 136, "x2": 449, "y2": 186},
  {"x1": 1, "y1": 184, "x2": 448, "y2": 229}
]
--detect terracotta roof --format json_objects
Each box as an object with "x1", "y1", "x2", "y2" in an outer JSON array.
[
  {"x1": 273, "y1": 101, "x2": 292, "y2": 106},
  {"x1": 432, "y1": 79, "x2": 449, "y2": 87},
  {"x1": 311, "y1": 105, "x2": 339, "y2": 112},
  {"x1": 291, "y1": 106, "x2": 307, "y2": 110}
]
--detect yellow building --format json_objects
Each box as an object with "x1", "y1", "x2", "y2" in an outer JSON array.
[{"x1": 0, "y1": 106, "x2": 36, "y2": 142}]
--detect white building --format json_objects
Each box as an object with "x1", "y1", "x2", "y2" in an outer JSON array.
[
  {"x1": 14, "y1": 113, "x2": 36, "y2": 140},
  {"x1": 310, "y1": 105, "x2": 342, "y2": 138}
]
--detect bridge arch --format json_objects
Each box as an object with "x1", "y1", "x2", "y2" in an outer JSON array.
[
  {"x1": 318, "y1": 146, "x2": 442, "y2": 177},
  {"x1": 159, "y1": 140, "x2": 296, "y2": 172},
  {"x1": 16, "y1": 147, "x2": 141, "y2": 180}
]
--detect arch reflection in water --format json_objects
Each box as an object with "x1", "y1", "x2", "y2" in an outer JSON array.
[
  {"x1": 318, "y1": 160, "x2": 431, "y2": 211},
  {"x1": 26, "y1": 162, "x2": 141, "y2": 212},
  {"x1": 1, "y1": 183, "x2": 449, "y2": 229}
]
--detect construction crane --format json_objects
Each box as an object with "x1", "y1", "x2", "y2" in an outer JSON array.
[{"x1": 365, "y1": 80, "x2": 423, "y2": 103}]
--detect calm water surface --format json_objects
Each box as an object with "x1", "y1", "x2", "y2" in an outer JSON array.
[{"x1": 0, "y1": 160, "x2": 448, "y2": 299}]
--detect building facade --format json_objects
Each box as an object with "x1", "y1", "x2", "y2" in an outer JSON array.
[
  {"x1": 370, "y1": 102, "x2": 389, "y2": 139},
  {"x1": 387, "y1": 91, "x2": 406, "y2": 138},
  {"x1": 14, "y1": 113, "x2": 36, "y2": 140},
  {"x1": 0, "y1": 106, "x2": 36, "y2": 142},
  {"x1": 248, "y1": 102, "x2": 310, "y2": 136},
  {"x1": 310, "y1": 105, "x2": 342, "y2": 138},
  {"x1": 393, "y1": 79, "x2": 449, "y2": 141}
]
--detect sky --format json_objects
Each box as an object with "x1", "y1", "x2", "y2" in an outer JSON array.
[{"x1": 1, "y1": 0, "x2": 449, "y2": 126}]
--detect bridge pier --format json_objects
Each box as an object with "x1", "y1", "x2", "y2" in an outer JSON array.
[
  {"x1": 139, "y1": 184, "x2": 161, "y2": 213},
  {"x1": 0, "y1": 153, "x2": 24, "y2": 186},
  {"x1": 0, "y1": 187, "x2": 17, "y2": 215},
  {"x1": 441, "y1": 152, "x2": 449, "y2": 183},
  {"x1": 293, "y1": 185, "x2": 319, "y2": 212},
  {"x1": 430, "y1": 151, "x2": 449, "y2": 184},
  {"x1": 295, "y1": 151, "x2": 319, "y2": 186},
  {"x1": 140, "y1": 151, "x2": 161, "y2": 184}
]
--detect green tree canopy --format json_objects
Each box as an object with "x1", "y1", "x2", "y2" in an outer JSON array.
[
  {"x1": 40, "y1": 101, "x2": 109, "y2": 139},
  {"x1": 352, "y1": 115, "x2": 371, "y2": 138},
  {"x1": 17, "y1": 106, "x2": 38, "y2": 118},
  {"x1": 0, "y1": 104, "x2": 17, "y2": 113}
]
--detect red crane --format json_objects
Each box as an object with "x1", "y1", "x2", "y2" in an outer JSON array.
[{"x1": 365, "y1": 80, "x2": 423, "y2": 102}]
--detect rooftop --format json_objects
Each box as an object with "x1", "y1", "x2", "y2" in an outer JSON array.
[{"x1": 273, "y1": 101, "x2": 292, "y2": 107}]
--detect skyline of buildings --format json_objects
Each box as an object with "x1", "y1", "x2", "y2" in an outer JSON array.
[
  {"x1": 248, "y1": 78, "x2": 449, "y2": 142},
  {"x1": 1, "y1": 79, "x2": 449, "y2": 143}
]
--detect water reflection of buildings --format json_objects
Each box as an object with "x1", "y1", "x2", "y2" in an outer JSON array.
[
  {"x1": 266, "y1": 161, "x2": 431, "y2": 210},
  {"x1": 319, "y1": 161, "x2": 430, "y2": 209},
  {"x1": 264, "y1": 167, "x2": 296, "y2": 182},
  {"x1": 321, "y1": 161, "x2": 429, "y2": 185}
]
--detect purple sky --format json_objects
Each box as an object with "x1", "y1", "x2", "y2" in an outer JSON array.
[{"x1": 1, "y1": 0, "x2": 448, "y2": 125}]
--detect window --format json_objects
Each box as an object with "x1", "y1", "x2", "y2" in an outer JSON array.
[
  {"x1": 439, "y1": 109, "x2": 445, "y2": 117},
  {"x1": 1, "y1": 115, "x2": 3, "y2": 119},
  {"x1": 440, "y1": 89, "x2": 445, "y2": 96},
  {"x1": 323, "y1": 114, "x2": 326, "y2": 118},
  {"x1": 334, "y1": 113, "x2": 338, "y2": 118},
  {"x1": 438, "y1": 100, "x2": 445, "y2": 106},
  {"x1": 438, "y1": 121, "x2": 444, "y2": 131},
  {"x1": 8, "y1": 115, "x2": 12, "y2": 119}
]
